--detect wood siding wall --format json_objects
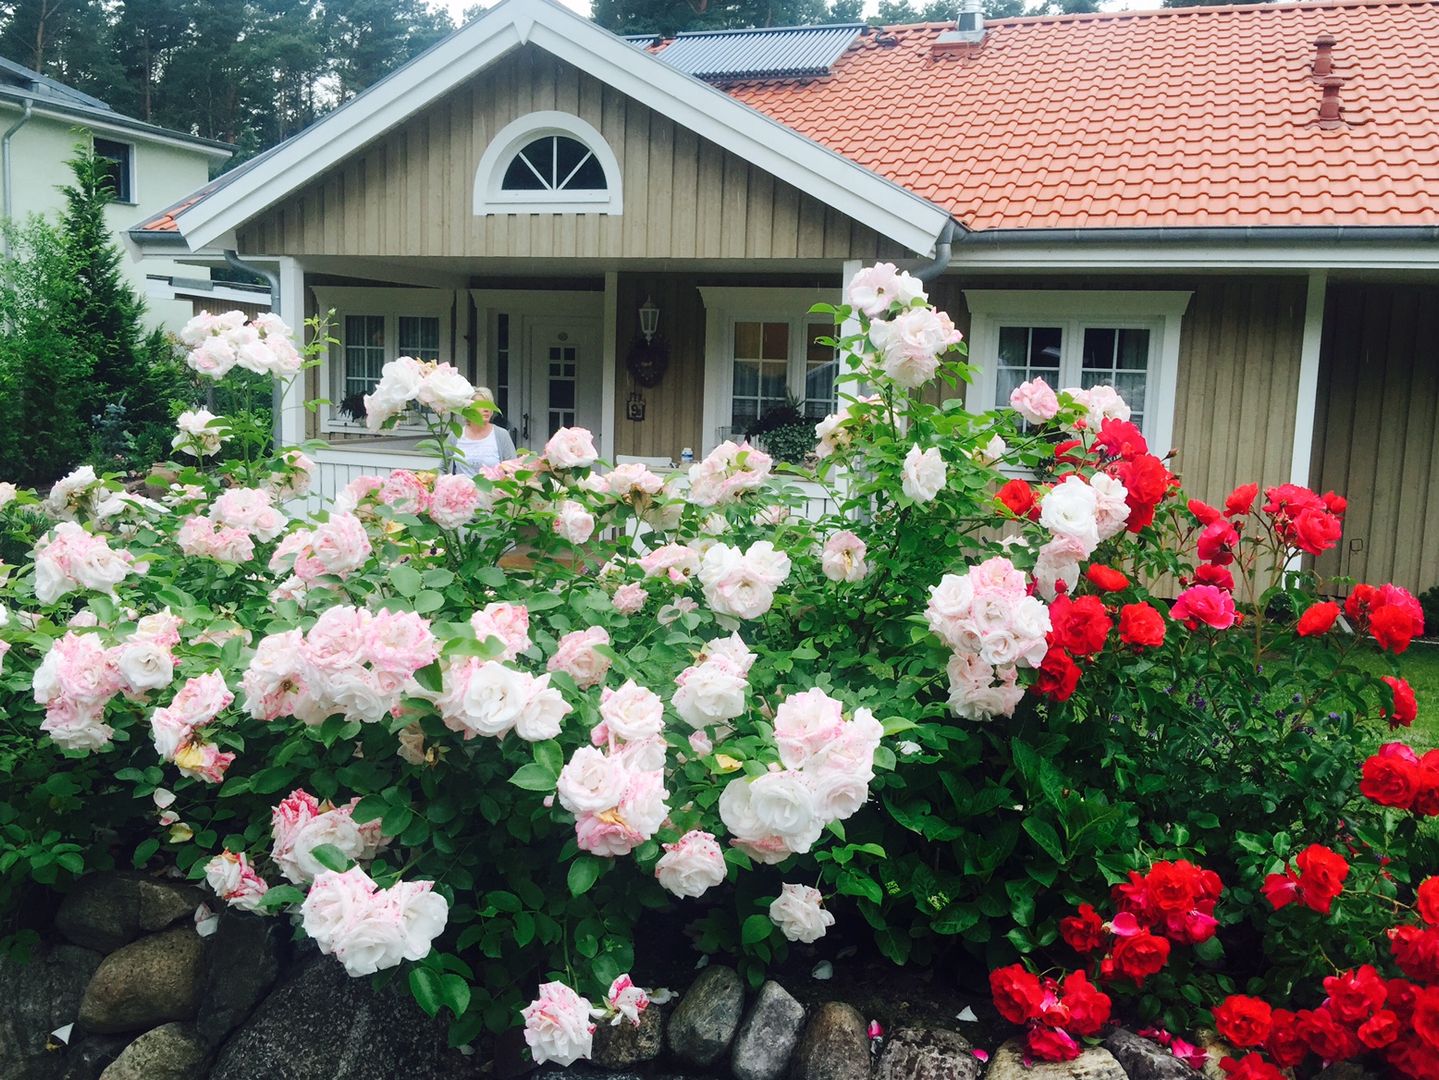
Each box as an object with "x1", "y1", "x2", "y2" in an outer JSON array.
[
  {"x1": 925, "y1": 274, "x2": 1308, "y2": 503},
  {"x1": 236, "y1": 48, "x2": 906, "y2": 263},
  {"x1": 1311, "y1": 282, "x2": 1439, "y2": 594}
]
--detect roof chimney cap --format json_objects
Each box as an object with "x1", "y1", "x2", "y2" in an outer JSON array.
[
  {"x1": 1312, "y1": 33, "x2": 1337, "y2": 76},
  {"x1": 938, "y1": 0, "x2": 986, "y2": 45}
]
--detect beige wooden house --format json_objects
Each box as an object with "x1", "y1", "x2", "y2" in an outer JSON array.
[{"x1": 131, "y1": 0, "x2": 1439, "y2": 593}]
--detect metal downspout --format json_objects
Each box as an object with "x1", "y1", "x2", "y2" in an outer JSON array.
[
  {"x1": 224, "y1": 249, "x2": 286, "y2": 446},
  {"x1": 2, "y1": 98, "x2": 35, "y2": 258},
  {"x1": 914, "y1": 219, "x2": 960, "y2": 283}
]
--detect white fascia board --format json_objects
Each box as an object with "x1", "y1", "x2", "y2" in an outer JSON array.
[
  {"x1": 175, "y1": 0, "x2": 950, "y2": 255},
  {"x1": 949, "y1": 242, "x2": 1439, "y2": 272}
]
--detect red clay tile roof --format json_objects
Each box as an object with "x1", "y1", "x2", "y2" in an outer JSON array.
[{"x1": 723, "y1": 0, "x2": 1439, "y2": 230}]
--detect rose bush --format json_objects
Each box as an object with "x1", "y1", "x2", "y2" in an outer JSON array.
[{"x1": 0, "y1": 265, "x2": 1433, "y2": 1064}]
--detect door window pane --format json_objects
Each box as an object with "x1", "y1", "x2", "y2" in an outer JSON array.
[
  {"x1": 343, "y1": 315, "x2": 386, "y2": 403},
  {"x1": 546, "y1": 345, "x2": 578, "y2": 437}
]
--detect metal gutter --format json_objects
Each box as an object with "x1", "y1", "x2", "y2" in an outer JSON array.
[
  {"x1": 224, "y1": 250, "x2": 284, "y2": 445},
  {"x1": 956, "y1": 225, "x2": 1439, "y2": 245},
  {"x1": 1, "y1": 95, "x2": 34, "y2": 256},
  {"x1": 914, "y1": 219, "x2": 961, "y2": 282},
  {"x1": 0, "y1": 89, "x2": 235, "y2": 156}
]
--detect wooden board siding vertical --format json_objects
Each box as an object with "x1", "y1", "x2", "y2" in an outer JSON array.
[
  {"x1": 234, "y1": 47, "x2": 906, "y2": 264},
  {"x1": 1311, "y1": 283, "x2": 1439, "y2": 594}
]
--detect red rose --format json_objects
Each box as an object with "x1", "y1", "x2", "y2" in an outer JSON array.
[
  {"x1": 1144, "y1": 860, "x2": 1203, "y2": 914},
  {"x1": 1297, "y1": 1005, "x2": 1361, "y2": 1061},
  {"x1": 1344, "y1": 583, "x2": 1377, "y2": 622},
  {"x1": 1322, "y1": 490, "x2": 1348, "y2": 517},
  {"x1": 1383, "y1": 676, "x2": 1418, "y2": 728},
  {"x1": 1386, "y1": 1032, "x2": 1439, "y2": 1080},
  {"x1": 1372, "y1": 604, "x2": 1422, "y2": 654},
  {"x1": 1414, "y1": 754, "x2": 1439, "y2": 816},
  {"x1": 1297, "y1": 601, "x2": 1340, "y2": 636},
  {"x1": 1026, "y1": 1025, "x2": 1080, "y2": 1062},
  {"x1": 1194, "y1": 563, "x2": 1235, "y2": 591},
  {"x1": 1295, "y1": 844, "x2": 1349, "y2": 914},
  {"x1": 1171, "y1": 585, "x2": 1237, "y2": 630},
  {"x1": 1165, "y1": 903, "x2": 1218, "y2": 945},
  {"x1": 1114, "y1": 454, "x2": 1173, "y2": 531},
  {"x1": 1390, "y1": 927, "x2": 1439, "y2": 983},
  {"x1": 1361, "y1": 745, "x2": 1420, "y2": 809},
  {"x1": 1288, "y1": 506, "x2": 1343, "y2": 556},
  {"x1": 989, "y1": 963, "x2": 1045, "y2": 1024},
  {"x1": 1049, "y1": 595, "x2": 1112, "y2": 657},
  {"x1": 1225, "y1": 482, "x2": 1259, "y2": 517},
  {"x1": 1219, "y1": 1052, "x2": 1286, "y2": 1080},
  {"x1": 1407, "y1": 987, "x2": 1439, "y2": 1052},
  {"x1": 1060, "y1": 969, "x2": 1111, "y2": 1036},
  {"x1": 1095, "y1": 418, "x2": 1148, "y2": 460},
  {"x1": 1213, "y1": 995, "x2": 1273, "y2": 1048},
  {"x1": 1322, "y1": 964, "x2": 1387, "y2": 1024},
  {"x1": 1187, "y1": 498, "x2": 1221, "y2": 525},
  {"x1": 1035, "y1": 647, "x2": 1081, "y2": 702},
  {"x1": 1085, "y1": 564, "x2": 1129, "y2": 592},
  {"x1": 1418, "y1": 877, "x2": 1439, "y2": 926},
  {"x1": 1263, "y1": 482, "x2": 1325, "y2": 518},
  {"x1": 1262, "y1": 869, "x2": 1300, "y2": 911},
  {"x1": 1358, "y1": 1009, "x2": 1400, "y2": 1050},
  {"x1": 1197, "y1": 519, "x2": 1240, "y2": 565},
  {"x1": 1111, "y1": 931, "x2": 1170, "y2": 984},
  {"x1": 1388, "y1": 979, "x2": 1421, "y2": 1023},
  {"x1": 1059, "y1": 903, "x2": 1105, "y2": 954},
  {"x1": 1265, "y1": 1009, "x2": 1308, "y2": 1068},
  {"x1": 997, "y1": 478, "x2": 1036, "y2": 518},
  {"x1": 1118, "y1": 603, "x2": 1166, "y2": 648}
]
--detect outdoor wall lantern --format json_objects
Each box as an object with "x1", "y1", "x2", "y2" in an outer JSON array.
[
  {"x1": 638, "y1": 296, "x2": 660, "y2": 343},
  {"x1": 626, "y1": 295, "x2": 670, "y2": 389}
]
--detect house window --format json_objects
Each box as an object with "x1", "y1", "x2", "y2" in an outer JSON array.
[
  {"x1": 312, "y1": 287, "x2": 456, "y2": 432},
  {"x1": 474, "y1": 111, "x2": 623, "y2": 216},
  {"x1": 965, "y1": 290, "x2": 1192, "y2": 456},
  {"x1": 698, "y1": 287, "x2": 842, "y2": 450},
  {"x1": 93, "y1": 138, "x2": 134, "y2": 203}
]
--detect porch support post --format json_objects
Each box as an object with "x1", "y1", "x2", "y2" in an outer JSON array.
[
  {"x1": 601, "y1": 270, "x2": 618, "y2": 463},
  {"x1": 276, "y1": 256, "x2": 308, "y2": 448},
  {"x1": 1289, "y1": 270, "x2": 1328, "y2": 487}
]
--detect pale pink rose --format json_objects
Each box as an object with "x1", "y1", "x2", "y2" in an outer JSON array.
[
  {"x1": 162, "y1": 671, "x2": 233, "y2": 727},
  {"x1": 687, "y1": 441, "x2": 772, "y2": 507},
  {"x1": 333, "y1": 475, "x2": 384, "y2": 515},
  {"x1": 730, "y1": 834, "x2": 794, "y2": 865},
  {"x1": 769, "y1": 883, "x2": 835, "y2": 943},
  {"x1": 575, "y1": 811, "x2": 642, "y2": 857},
  {"x1": 599, "y1": 680, "x2": 664, "y2": 742},
  {"x1": 34, "y1": 522, "x2": 134, "y2": 603},
  {"x1": 946, "y1": 653, "x2": 1024, "y2": 721},
  {"x1": 606, "y1": 975, "x2": 650, "y2": 1026},
  {"x1": 654, "y1": 830, "x2": 726, "y2": 899},
  {"x1": 40, "y1": 698, "x2": 114, "y2": 751},
  {"x1": 302, "y1": 606, "x2": 372, "y2": 673},
  {"x1": 1010, "y1": 377, "x2": 1060, "y2": 424},
  {"x1": 415, "y1": 363, "x2": 474, "y2": 414},
  {"x1": 969, "y1": 434, "x2": 1007, "y2": 467},
  {"x1": 638, "y1": 544, "x2": 700, "y2": 584},
  {"x1": 547, "y1": 627, "x2": 612, "y2": 689},
  {"x1": 1033, "y1": 534, "x2": 1087, "y2": 601},
  {"x1": 1066, "y1": 384, "x2": 1131, "y2": 425},
  {"x1": 33, "y1": 631, "x2": 121, "y2": 708},
  {"x1": 553, "y1": 500, "x2": 596, "y2": 545},
  {"x1": 188, "y1": 335, "x2": 238, "y2": 378},
  {"x1": 821, "y1": 531, "x2": 868, "y2": 583},
  {"x1": 469, "y1": 602, "x2": 530, "y2": 661},
  {"x1": 870, "y1": 308, "x2": 961, "y2": 388},
  {"x1": 180, "y1": 311, "x2": 218, "y2": 346},
  {"x1": 672, "y1": 660, "x2": 747, "y2": 730},
  {"x1": 111, "y1": 636, "x2": 174, "y2": 694},
  {"x1": 365, "y1": 610, "x2": 438, "y2": 677},
  {"x1": 270, "y1": 789, "x2": 322, "y2": 857},
  {"x1": 301, "y1": 513, "x2": 372, "y2": 579},
  {"x1": 697, "y1": 543, "x2": 791, "y2": 620},
  {"x1": 204, "y1": 851, "x2": 269, "y2": 911},
  {"x1": 544, "y1": 427, "x2": 599, "y2": 469},
  {"x1": 772, "y1": 688, "x2": 847, "y2": 770},
  {"x1": 1090, "y1": 472, "x2": 1131, "y2": 540},
  {"x1": 301, "y1": 866, "x2": 448, "y2": 977},
  {"x1": 847, "y1": 261, "x2": 925, "y2": 317},
  {"x1": 522, "y1": 981, "x2": 595, "y2": 1067},
  {"x1": 133, "y1": 609, "x2": 183, "y2": 648},
  {"x1": 273, "y1": 802, "x2": 366, "y2": 885},
  {"x1": 242, "y1": 630, "x2": 309, "y2": 721},
  {"x1": 173, "y1": 740, "x2": 235, "y2": 784},
  {"x1": 700, "y1": 633, "x2": 756, "y2": 677},
  {"x1": 172, "y1": 408, "x2": 230, "y2": 457},
  {"x1": 556, "y1": 746, "x2": 630, "y2": 814},
  {"x1": 267, "y1": 449, "x2": 315, "y2": 500},
  {"x1": 687, "y1": 730, "x2": 713, "y2": 755},
  {"x1": 211, "y1": 488, "x2": 285, "y2": 541},
  {"x1": 428, "y1": 474, "x2": 481, "y2": 529},
  {"x1": 901, "y1": 445, "x2": 946, "y2": 503},
  {"x1": 611, "y1": 583, "x2": 647, "y2": 615},
  {"x1": 377, "y1": 470, "x2": 431, "y2": 515},
  {"x1": 745, "y1": 771, "x2": 821, "y2": 854}
]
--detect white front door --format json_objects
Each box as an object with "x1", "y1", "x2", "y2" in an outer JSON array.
[{"x1": 514, "y1": 317, "x2": 603, "y2": 452}]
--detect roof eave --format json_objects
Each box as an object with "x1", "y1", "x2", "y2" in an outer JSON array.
[{"x1": 0, "y1": 90, "x2": 235, "y2": 157}]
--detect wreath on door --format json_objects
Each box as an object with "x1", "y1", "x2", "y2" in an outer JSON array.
[{"x1": 625, "y1": 335, "x2": 670, "y2": 388}]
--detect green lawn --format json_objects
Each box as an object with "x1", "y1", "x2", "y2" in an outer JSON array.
[{"x1": 1349, "y1": 639, "x2": 1439, "y2": 752}]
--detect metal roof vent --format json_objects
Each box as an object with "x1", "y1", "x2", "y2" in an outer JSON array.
[
  {"x1": 938, "y1": 0, "x2": 986, "y2": 45},
  {"x1": 654, "y1": 23, "x2": 864, "y2": 81}
]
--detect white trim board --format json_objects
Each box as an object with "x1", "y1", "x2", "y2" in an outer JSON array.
[
  {"x1": 473, "y1": 111, "x2": 623, "y2": 216},
  {"x1": 168, "y1": 0, "x2": 950, "y2": 255},
  {"x1": 963, "y1": 289, "x2": 1192, "y2": 463}
]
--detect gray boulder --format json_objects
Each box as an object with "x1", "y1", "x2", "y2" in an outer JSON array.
[
  {"x1": 875, "y1": 1026, "x2": 981, "y2": 1080},
  {"x1": 77, "y1": 927, "x2": 205, "y2": 1034},
  {"x1": 209, "y1": 952, "x2": 471, "y2": 1079},
  {"x1": 731, "y1": 980, "x2": 806, "y2": 1080},
  {"x1": 1102, "y1": 1029, "x2": 1201, "y2": 1080},
  {"x1": 54, "y1": 873, "x2": 200, "y2": 953},
  {"x1": 98, "y1": 1022, "x2": 207, "y2": 1080},
  {"x1": 0, "y1": 942, "x2": 105, "y2": 1079},
  {"x1": 789, "y1": 1002, "x2": 869, "y2": 1080},
  {"x1": 194, "y1": 908, "x2": 285, "y2": 1045},
  {"x1": 986, "y1": 1040, "x2": 1126, "y2": 1080},
  {"x1": 666, "y1": 964, "x2": 745, "y2": 1068},
  {"x1": 590, "y1": 1004, "x2": 664, "y2": 1069}
]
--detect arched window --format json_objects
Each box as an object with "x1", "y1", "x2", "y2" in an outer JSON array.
[{"x1": 474, "y1": 112, "x2": 623, "y2": 216}]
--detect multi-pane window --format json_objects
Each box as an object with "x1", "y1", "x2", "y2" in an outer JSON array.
[
  {"x1": 501, "y1": 135, "x2": 607, "y2": 194},
  {"x1": 343, "y1": 315, "x2": 386, "y2": 401},
  {"x1": 495, "y1": 314, "x2": 511, "y2": 422},
  {"x1": 1081, "y1": 327, "x2": 1151, "y2": 429},
  {"x1": 398, "y1": 316, "x2": 441, "y2": 362},
  {"x1": 728, "y1": 320, "x2": 837, "y2": 437},
  {"x1": 547, "y1": 345, "x2": 578, "y2": 437},
  {"x1": 990, "y1": 322, "x2": 1155, "y2": 433}
]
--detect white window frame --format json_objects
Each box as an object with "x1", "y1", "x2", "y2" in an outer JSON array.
[
  {"x1": 311, "y1": 287, "x2": 458, "y2": 435},
  {"x1": 698, "y1": 286, "x2": 841, "y2": 454},
  {"x1": 963, "y1": 290, "x2": 1192, "y2": 459},
  {"x1": 92, "y1": 136, "x2": 136, "y2": 205},
  {"x1": 473, "y1": 111, "x2": 623, "y2": 216}
]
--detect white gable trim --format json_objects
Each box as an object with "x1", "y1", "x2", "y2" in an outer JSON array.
[{"x1": 171, "y1": 0, "x2": 951, "y2": 255}]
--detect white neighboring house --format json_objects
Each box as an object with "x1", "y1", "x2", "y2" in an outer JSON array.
[{"x1": 0, "y1": 56, "x2": 233, "y2": 329}]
